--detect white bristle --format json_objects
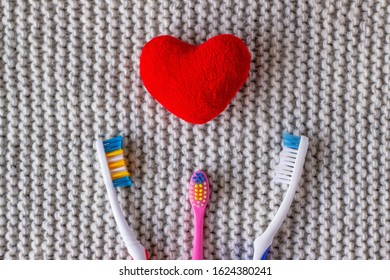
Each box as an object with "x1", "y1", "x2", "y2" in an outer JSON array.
[
  {"x1": 109, "y1": 166, "x2": 126, "y2": 174},
  {"x1": 107, "y1": 154, "x2": 123, "y2": 162},
  {"x1": 274, "y1": 147, "x2": 298, "y2": 184}
]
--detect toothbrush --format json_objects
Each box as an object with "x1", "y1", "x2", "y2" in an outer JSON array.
[
  {"x1": 253, "y1": 132, "x2": 309, "y2": 260},
  {"x1": 96, "y1": 135, "x2": 148, "y2": 260},
  {"x1": 188, "y1": 171, "x2": 210, "y2": 260}
]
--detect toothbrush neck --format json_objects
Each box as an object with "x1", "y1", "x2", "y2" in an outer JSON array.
[{"x1": 266, "y1": 182, "x2": 297, "y2": 235}]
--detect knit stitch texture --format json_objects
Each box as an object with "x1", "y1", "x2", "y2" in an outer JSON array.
[{"x1": 0, "y1": 0, "x2": 389, "y2": 260}]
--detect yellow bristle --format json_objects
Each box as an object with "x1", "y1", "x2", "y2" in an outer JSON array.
[
  {"x1": 111, "y1": 171, "x2": 130, "y2": 180},
  {"x1": 106, "y1": 149, "x2": 124, "y2": 157},
  {"x1": 108, "y1": 159, "x2": 126, "y2": 169}
]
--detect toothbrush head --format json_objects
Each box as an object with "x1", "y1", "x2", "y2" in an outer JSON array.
[
  {"x1": 102, "y1": 136, "x2": 133, "y2": 188},
  {"x1": 188, "y1": 171, "x2": 210, "y2": 209},
  {"x1": 273, "y1": 132, "x2": 308, "y2": 185}
]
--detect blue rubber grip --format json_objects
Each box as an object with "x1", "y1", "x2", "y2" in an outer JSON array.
[{"x1": 261, "y1": 246, "x2": 271, "y2": 260}]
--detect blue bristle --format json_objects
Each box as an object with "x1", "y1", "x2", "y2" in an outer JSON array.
[
  {"x1": 103, "y1": 135, "x2": 123, "y2": 153},
  {"x1": 283, "y1": 132, "x2": 301, "y2": 149},
  {"x1": 113, "y1": 177, "x2": 133, "y2": 188}
]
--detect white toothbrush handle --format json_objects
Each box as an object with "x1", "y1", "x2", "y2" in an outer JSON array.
[{"x1": 96, "y1": 140, "x2": 148, "y2": 260}]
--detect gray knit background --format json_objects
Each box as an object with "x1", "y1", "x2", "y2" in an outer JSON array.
[{"x1": 0, "y1": 0, "x2": 389, "y2": 260}]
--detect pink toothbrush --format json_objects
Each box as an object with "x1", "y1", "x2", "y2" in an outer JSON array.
[{"x1": 188, "y1": 170, "x2": 210, "y2": 260}]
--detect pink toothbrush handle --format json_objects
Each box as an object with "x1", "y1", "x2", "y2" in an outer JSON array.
[{"x1": 192, "y1": 210, "x2": 205, "y2": 260}]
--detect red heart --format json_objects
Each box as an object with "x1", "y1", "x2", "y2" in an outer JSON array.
[{"x1": 140, "y1": 34, "x2": 251, "y2": 124}]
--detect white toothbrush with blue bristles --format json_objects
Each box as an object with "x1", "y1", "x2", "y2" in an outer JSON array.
[{"x1": 253, "y1": 132, "x2": 309, "y2": 260}]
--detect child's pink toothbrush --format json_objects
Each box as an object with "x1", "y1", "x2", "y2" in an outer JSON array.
[{"x1": 188, "y1": 171, "x2": 210, "y2": 260}]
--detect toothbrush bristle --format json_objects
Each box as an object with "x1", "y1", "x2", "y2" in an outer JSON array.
[
  {"x1": 189, "y1": 171, "x2": 210, "y2": 208},
  {"x1": 282, "y1": 132, "x2": 301, "y2": 150},
  {"x1": 102, "y1": 136, "x2": 133, "y2": 188},
  {"x1": 274, "y1": 133, "x2": 301, "y2": 184}
]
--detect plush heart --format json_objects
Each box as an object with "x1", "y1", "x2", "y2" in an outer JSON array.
[{"x1": 140, "y1": 34, "x2": 251, "y2": 124}]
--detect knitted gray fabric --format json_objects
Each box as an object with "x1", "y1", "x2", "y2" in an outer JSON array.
[{"x1": 0, "y1": 0, "x2": 389, "y2": 260}]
